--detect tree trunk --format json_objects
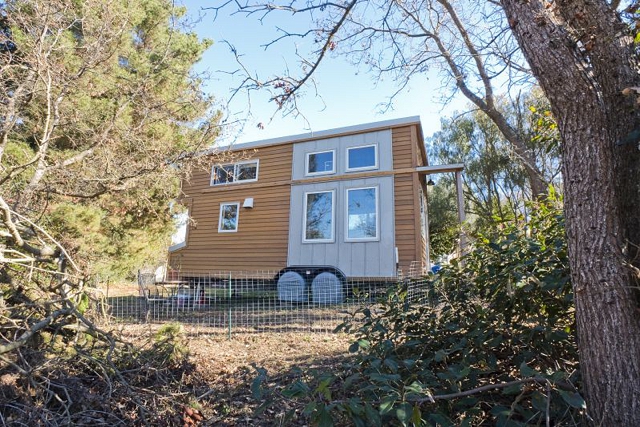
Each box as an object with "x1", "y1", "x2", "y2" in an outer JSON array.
[{"x1": 500, "y1": 1, "x2": 640, "y2": 425}]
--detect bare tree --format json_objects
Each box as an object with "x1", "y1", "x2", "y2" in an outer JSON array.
[{"x1": 211, "y1": 0, "x2": 548, "y2": 196}]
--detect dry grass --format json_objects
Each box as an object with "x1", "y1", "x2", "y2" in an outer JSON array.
[{"x1": 117, "y1": 323, "x2": 355, "y2": 426}]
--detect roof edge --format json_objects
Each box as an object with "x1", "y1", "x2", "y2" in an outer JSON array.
[{"x1": 219, "y1": 115, "x2": 422, "y2": 151}]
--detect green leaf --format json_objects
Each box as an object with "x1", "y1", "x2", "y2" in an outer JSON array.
[
  {"x1": 250, "y1": 368, "x2": 267, "y2": 399},
  {"x1": 395, "y1": 402, "x2": 413, "y2": 426},
  {"x1": 364, "y1": 403, "x2": 382, "y2": 426},
  {"x1": 404, "y1": 381, "x2": 423, "y2": 395},
  {"x1": 370, "y1": 373, "x2": 402, "y2": 383},
  {"x1": 531, "y1": 391, "x2": 547, "y2": 412},
  {"x1": 411, "y1": 404, "x2": 422, "y2": 426},
  {"x1": 428, "y1": 413, "x2": 454, "y2": 426},
  {"x1": 303, "y1": 402, "x2": 317, "y2": 416},
  {"x1": 502, "y1": 382, "x2": 523, "y2": 395},
  {"x1": 434, "y1": 349, "x2": 447, "y2": 362},
  {"x1": 77, "y1": 292, "x2": 90, "y2": 314},
  {"x1": 519, "y1": 362, "x2": 538, "y2": 378},
  {"x1": 315, "y1": 405, "x2": 334, "y2": 427},
  {"x1": 490, "y1": 405, "x2": 512, "y2": 417},
  {"x1": 558, "y1": 390, "x2": 586, "y2": 409},
  {"x1": 384, "y1": 357, "x2": 399, "y2": 372},
  {"x1": 349, "y1": 339, "x2": 370, "y2": 353},
  {"x1": 379, "y1": 396, "x2": 395, "y2": 415},
  {"x1": 282, "y1": 380, "x2": 310, "y2": 398},
  {"x1": 343, "y1": 373, "x2": 361, "y2": 388}
]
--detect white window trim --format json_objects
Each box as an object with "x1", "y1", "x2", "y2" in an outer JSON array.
[
  {"x1": 345, "y1": 186, "x2": 380, "y2": 242},
  {"x1": 235, "y1": 159, "x2": 260, "y2": 183},
  {"x1": 218, "y1": 202, "x2": 240, "y2": 233},
  {"x1": 210, "y1": 159, "x2": 260, "y2": 186},
  {"x1": 210, "y1": 164, "x2": 233, "y2": 186},
  {"x1": 305, "y1": 149, "x2": 336, "y2": 176},
  {"x1": 346, "y1": 144, "x2": 378, "y2": 172},
  {"x1": 169, "y1": 210, "x2": 189, "y2": 252},
  {"x1": 302, "y1": 189, "x2": 335, "y2": 243},
  {"x1": 169, "y1": 201, "x2": 191, "y2": 252}
]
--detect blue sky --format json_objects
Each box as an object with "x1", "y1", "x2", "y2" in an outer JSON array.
[{"x1": 181, "y1": 0, "x2": 468, "y2": 145}]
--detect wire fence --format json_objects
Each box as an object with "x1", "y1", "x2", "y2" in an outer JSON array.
[{"x1": 101, "y1": 270, "x2": 433, "y2": 335}]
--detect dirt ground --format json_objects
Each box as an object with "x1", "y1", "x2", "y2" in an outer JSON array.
[{"x1": 118, "y1": 323, "x2": 355, "y2": 426}]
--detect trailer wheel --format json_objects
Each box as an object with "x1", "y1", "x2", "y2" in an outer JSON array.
[
  {"x1": 311, "y1": 272, "x2": 344, "y2": 304},
  {"x1": 277, "y1": 271, "x2": 307, "y2": 302}
]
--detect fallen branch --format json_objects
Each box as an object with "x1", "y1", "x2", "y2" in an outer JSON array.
[
  {"x1": 0, "y1": 308, "x2": 72, "y2": 356},
  {"x1": 411, "y1": 376, "x2": 552, "y2": 404}
]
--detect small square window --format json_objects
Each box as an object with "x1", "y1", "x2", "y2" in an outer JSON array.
[
  {"x1": 347, "y1": 144, "x2": 377, "y2": 171},
  {"x1": 236, "y1": 161, "x2": 258, "y2": 181},
  {"x1": 306, "y1": 150, "x2": 335, "y2": 176},
  {"x1": 212, "y1": 164, "x2": 234, "y2": 185},
  {"x1": 218, "y1": 203, "x2": 239, "y2": 232}
]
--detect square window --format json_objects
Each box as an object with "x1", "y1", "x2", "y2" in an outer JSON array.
[
  {"x1": 347, "y1": 145, "x2": 377, "y2": 171},
  {"x1": 236, "y1": 161, "x2": 258, "y2": 182},
  {"x1": 346, "y1": 187, "x2": 378, "y2": 240},
  {"x1": 212, "y1": 164, "x2": 234, "y2": 185},
  {"x1": 303, "y1": 190, "x2": 334, "y2": 242},
  {"x1": 218, "y1": 203, "x2": 239, "y2": 232},
  {"x1": 306, "y1": 150, "x2": 335, "y2": 175}
]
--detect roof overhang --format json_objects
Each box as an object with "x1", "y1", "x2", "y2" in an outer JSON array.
[{"x1": 416, "y1": 163, "x2": 465, "y2": 174}]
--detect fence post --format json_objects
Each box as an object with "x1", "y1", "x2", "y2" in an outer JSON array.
[{"x1": 228, "y1": 272, "x2": 232, "y2": 340}]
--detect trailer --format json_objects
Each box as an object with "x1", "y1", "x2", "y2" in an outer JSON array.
[{"x1": 167, "y1": 116, "x2": 464, "y2": 301}]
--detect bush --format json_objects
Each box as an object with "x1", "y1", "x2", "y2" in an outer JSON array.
[{"x1": 255, "y1": 197, "x2": 586, "y2": 426}]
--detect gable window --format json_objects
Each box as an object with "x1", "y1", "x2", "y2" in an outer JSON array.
[
  {"x1": 346, "y1": 186, "x2": 378, "y2": 241},
  {"x1": 346, "y1": 144, "x2": 378, "y2": 171},
  {"x1": 303, "y1": 190, "x2": 334, "y2": 242},
  {"x1": 218, "y1": 203, "x2": 239, "y2": 232},
  {"x1": 306, "y1": 150, "x2": 335, "y2": 176},
  {"x1": 211, "y1": 160, "x2": 259, "y2": 185}
]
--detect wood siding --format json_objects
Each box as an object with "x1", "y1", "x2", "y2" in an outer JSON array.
[
  {"x1": 169, "y1": 144, "x2": 293, "y2": 273},
  {"x1": 169, "y1": 119, "x2": 429, "y2": 277},
  {"x1": 392, "y1": 125, "x2": 425, "y2": 274}
]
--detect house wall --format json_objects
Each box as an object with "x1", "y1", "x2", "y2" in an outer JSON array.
[
  {"x1": 290, "y1": 129, "x2": 393, "y2": 179},
  {"x1": 169, "y1": 120, "x2": 430, "y2": 278},
  {"x1": 286, "y1": 129, "x2": 396, "y2": 277},
  {"x1": 392, "y1": 125, "x2": 428, "y2": 274},
  {"x1": 168, "y1": 143, "x2": 293, "y2": 273},
  {"x1": 287, "y1": 176, "x2": 396, "y2": 277}
]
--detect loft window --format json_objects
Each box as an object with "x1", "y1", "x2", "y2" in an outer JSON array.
[
  {"x1": 211, "y1": 160, "x2": 259, "y2": 185},
  {"x1": 346, "y1": 144, "x2": 378, "y2": 171},
  {"x1": 346, "y1": 186, "x2": 379, "y2": 241},
  {"x1": 306, "y1": 150, "x2": 335, "y2": 176},
  {"x1": 303, "y1": 190, "x2": 335, "y2": 242},
  {"x1": 218, "y1": 203, "x2": 239, "y2": 232}
]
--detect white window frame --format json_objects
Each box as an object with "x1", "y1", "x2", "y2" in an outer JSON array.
[
  {"x1": 169, "y1": 209, "x2": 189, "y2": 252},
  {"x1": 302, "y1": 189, "x2": 335, "y2": 243},
  {"x1": 218, "y1": 202, "x2": 240, "y2": 233},
  {"x1": 305, "y1": 150, "x2": 336, "y2": 176},
  {"x1": 345, "y1": 186, "x2": 380, "y2": 242},
  {"x1": 346, "y1": 144, "x2": 378, "y2": 172},
  {"x1": 210, "y1": 159, "x2": 259, "y2": 186}
]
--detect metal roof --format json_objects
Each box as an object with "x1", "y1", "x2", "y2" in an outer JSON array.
[{"x1": 219, "y1": 115, "x2": 423, "y2": 151}]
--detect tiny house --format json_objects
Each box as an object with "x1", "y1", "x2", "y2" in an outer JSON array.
[{"x1": 168, "y1": 116, "x2": 462, "y2": 295}]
